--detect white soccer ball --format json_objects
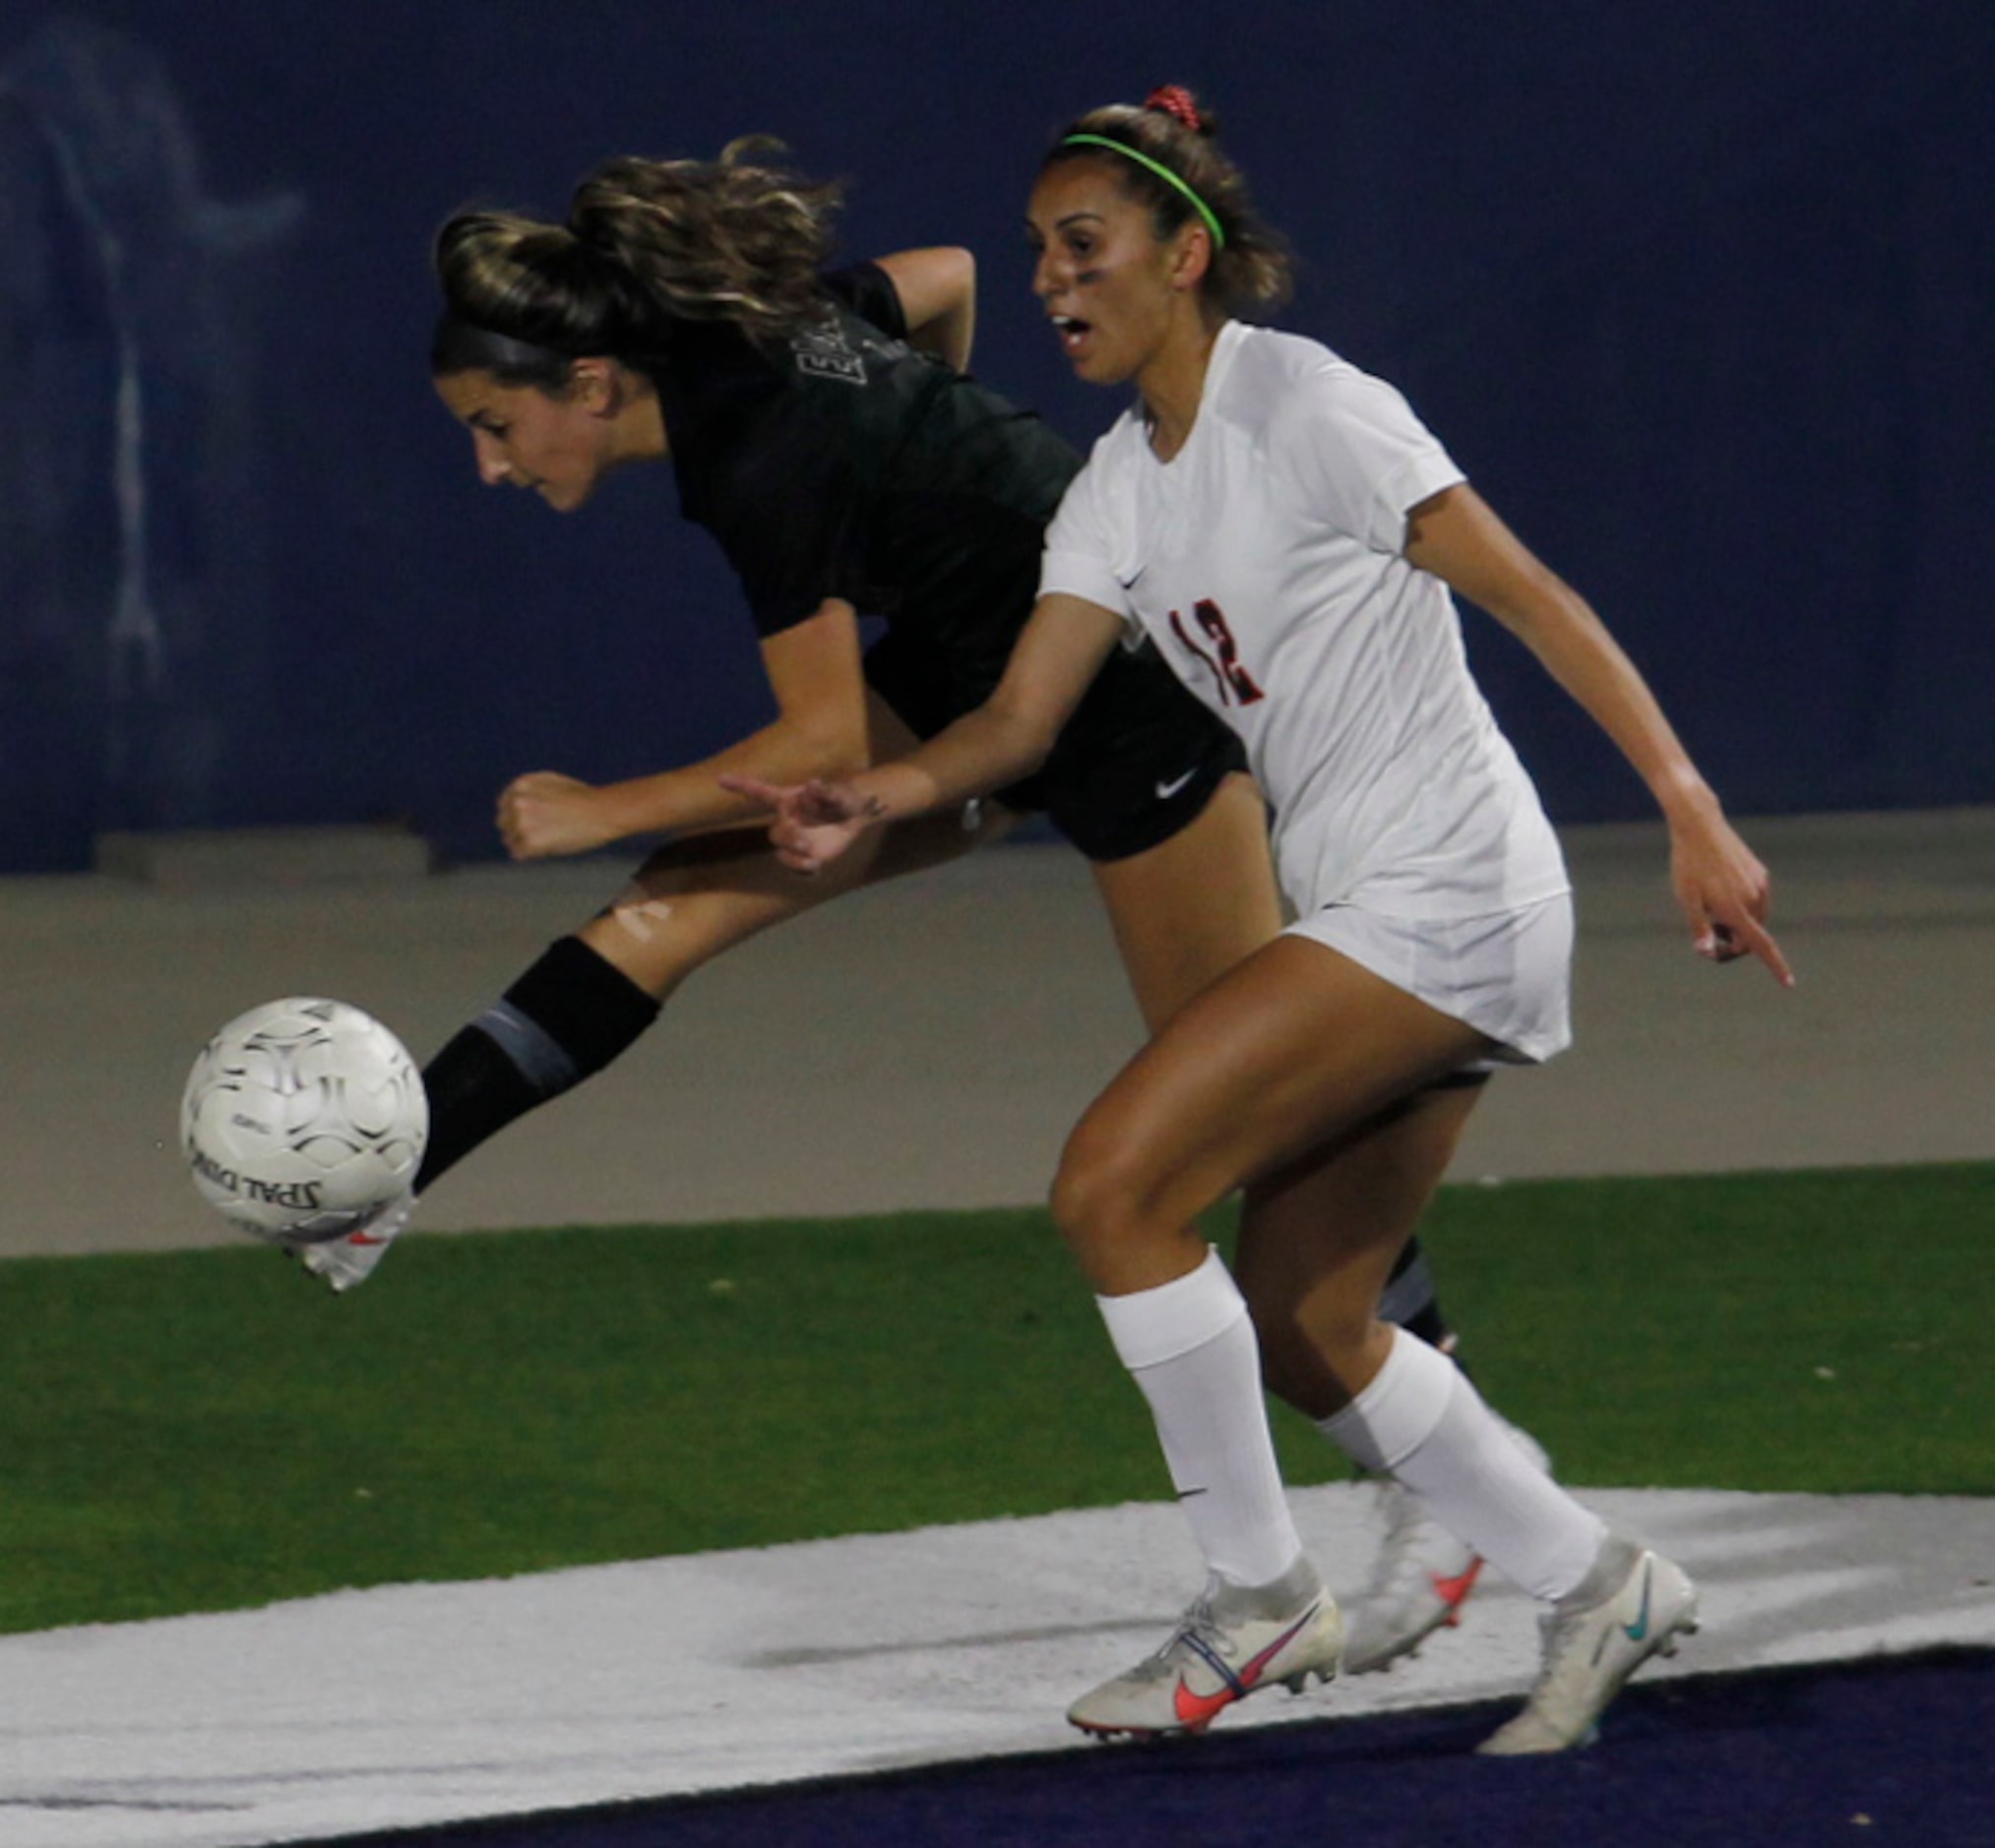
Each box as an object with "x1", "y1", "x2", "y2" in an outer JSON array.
[{"x1": 180, "y1": 997, "x2": 428, "y2": 1242}]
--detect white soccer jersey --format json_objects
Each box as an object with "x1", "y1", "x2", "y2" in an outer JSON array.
[{"x1": 1040, "y1": 321, "x2": 1569, "y2": 923}]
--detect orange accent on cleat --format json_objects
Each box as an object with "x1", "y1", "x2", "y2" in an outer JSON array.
[
  {"x1": 1433, "y1": 1557, "x2": 1485, "y2": 1625},
  {"x1": 1168, "y1": 1685, "x2": 1229, "y2": 1731},
  {"x1": 1168, "y1": 1607, "x2": 1326, "y2": 1728}
]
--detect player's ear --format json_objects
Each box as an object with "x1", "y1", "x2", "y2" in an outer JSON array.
[
  {"x1": 1168, "y1": 222, "x2": 1214, "y2": 293},
  {"x1": 567, "y1": 357, "x2": 619, "y2": 412}
]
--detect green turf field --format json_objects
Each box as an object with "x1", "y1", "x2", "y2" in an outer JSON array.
[{"x1": 2, "y1": 1162, "x2": 1987, "y2": 1636}]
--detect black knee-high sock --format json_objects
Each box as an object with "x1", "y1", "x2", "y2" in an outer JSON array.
[
  {"x1": 1379, "y1": 1237, "x2": 1459, "y2": 1357},
  {"x1": 413, "y1": 936, "x2": 661, "y2": 1194}
]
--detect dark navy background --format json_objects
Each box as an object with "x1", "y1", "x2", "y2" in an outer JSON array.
[{"x1": 2, "y1": 1, "x2": 1987, "y2": 872}]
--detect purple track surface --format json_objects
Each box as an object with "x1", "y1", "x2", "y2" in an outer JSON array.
[{"x1": 324, "y1": 1649, "x2": 1994, "y2": 1847}]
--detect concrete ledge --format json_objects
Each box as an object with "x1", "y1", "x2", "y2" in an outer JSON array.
[{"x1": 95, "y1": 825, "x2": 435, "y2": 887}]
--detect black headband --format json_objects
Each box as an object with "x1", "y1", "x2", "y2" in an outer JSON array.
[{"x1": 430, "y1": 312, "x2": 579, "y2": 379}]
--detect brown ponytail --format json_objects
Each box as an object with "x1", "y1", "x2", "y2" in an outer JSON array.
[{"x1": 432, "y1": 138, "x2": 843, "y2": 379}]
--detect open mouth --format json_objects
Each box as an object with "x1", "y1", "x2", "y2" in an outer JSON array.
[{"x1": 1050, "y1": 314, "x2": 1094, "y2": 358}]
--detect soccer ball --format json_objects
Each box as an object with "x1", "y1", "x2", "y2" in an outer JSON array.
[{"x1": 180, "y1": 998, "x2": 428, "y2": 1242}]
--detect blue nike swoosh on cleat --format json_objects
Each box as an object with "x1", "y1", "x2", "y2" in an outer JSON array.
[{"x1": 1622, "y1": 1561, "x2": 1654, "y2": 1643}]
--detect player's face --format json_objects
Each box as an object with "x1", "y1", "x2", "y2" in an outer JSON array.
[
  {"x1": 435, "y1": 369, "x2": 617, "y2": 513},
  {"x1": 1027, "y1": 161, "x2": 1188, "y2": 387}
]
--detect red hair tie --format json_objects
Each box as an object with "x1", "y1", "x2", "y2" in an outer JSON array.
[{"x1": 1144, "y1": 85, "x2": 1202, "y2": 133}]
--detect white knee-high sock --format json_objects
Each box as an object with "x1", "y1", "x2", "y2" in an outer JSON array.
[
  {"x1": 1318, "y1": 1328, "x2": 1604, "y2": 1601},
  {"x1": 1096, "y1": 1247, "x2": 1303, "y2": 1589}
]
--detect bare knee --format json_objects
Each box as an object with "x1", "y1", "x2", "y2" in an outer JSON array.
[
  {"x1": 1049, "y1": 1114, "x2": 1204, "y2": 1295},
  {"x1": 583, "y1": 847, "x2": 804, "y2": 997},
  {"x1": 1048, "y1": 1118, "x2": 1141, "y2": 1266}
]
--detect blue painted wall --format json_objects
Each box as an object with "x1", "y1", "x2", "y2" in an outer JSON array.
[{"x1": 1, "y1": 1, "x2": 1987, "y2": 871}]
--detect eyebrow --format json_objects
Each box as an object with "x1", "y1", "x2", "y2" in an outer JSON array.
[{"x1": 1025, "y1": 210, "x2": 1109, "y2": 235}]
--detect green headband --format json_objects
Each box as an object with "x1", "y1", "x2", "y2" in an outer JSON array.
[{"x1": 1060, "y1": 134, "x2": 1227, "y2": 249}]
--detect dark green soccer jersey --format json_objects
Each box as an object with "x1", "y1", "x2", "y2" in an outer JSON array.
[{"x1": 649, "y1": 263, "x2": 1079, "y2": 701}]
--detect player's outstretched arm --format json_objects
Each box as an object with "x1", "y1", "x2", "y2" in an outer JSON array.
[
  {"x1": 875, "y1": 247, "x2": 976, "y2": 372},
  {"x1": 1404, "y1": 484, "x2": 1794, "y2": 987},
  {"x1": 723, "y1": 592, "x2": 1126, "y2": 874},
  {"x1": 497, "y1": 598, "x2": 872, "y2": 860}
]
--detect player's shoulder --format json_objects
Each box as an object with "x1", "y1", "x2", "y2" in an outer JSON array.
[
  {"x1": 1225, "y1": 325, "x2": 1443, "y2": 490},
  {"x1": 782, "y1": 298, "x2": 907, "y2": 394},
  {"x1": 1074, "y1": 402, "x2": 1152, "y2": 480},
  {"x1": 818, "y1": 260, "x2": 908, "y2": 341},
  {"x1": 1219, "y1": 323, "x2": 1383, "y2": 426}
]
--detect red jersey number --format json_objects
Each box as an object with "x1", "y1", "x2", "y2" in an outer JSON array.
[{"x1": 1169, "y1": 600, "x2": 1265, "y2": 707}]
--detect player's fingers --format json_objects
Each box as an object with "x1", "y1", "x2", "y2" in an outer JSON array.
[
  {"x1": 1677, "y1": 884, "x2": 1714, "y2": 956},
  {"x1": 784, "y1": 778, "x2": 843, "y2": 824},
  {"x1": 1734, "y1": 913, "x2": 1796, "y2": 987},
  {"x1": 718, "y1": 773, "x2": 784, "y2": 809},
  {"x1": 1697, "y1": 908, "x2": 1794, "y2": 988}
]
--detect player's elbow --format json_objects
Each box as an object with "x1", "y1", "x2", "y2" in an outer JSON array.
[
  {"x1": 950, "y1": 245, "x2": 976, "y2": 304},
  {"x1": 922, "y1": 246, "x2": 975, "y2": 320}
]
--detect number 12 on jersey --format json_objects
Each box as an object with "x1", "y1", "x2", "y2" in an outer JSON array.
[{"x1": 1168, "y1": 600, "x2": 1265, "y2": 707}]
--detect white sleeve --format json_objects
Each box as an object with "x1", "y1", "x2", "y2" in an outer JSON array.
[
  {"x1": 1273, "y1": 362, "x2": 1465, "y2": 555},
  {"x1": 1037, "y1": 453, "x2": 1131, "y2": 616}
]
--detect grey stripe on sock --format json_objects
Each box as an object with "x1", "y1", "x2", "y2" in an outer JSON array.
[{"x1": 476, "y1": 999, "x2": 580, "y2": 1097}]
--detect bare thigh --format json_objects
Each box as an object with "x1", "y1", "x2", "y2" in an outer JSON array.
[
  {"x1": 580, "y1": 693, "x2": 1013, "y2": 999},
  {"x1": 1051, "y1": 934, "x2": 1495, "y2": 1295},
  {"x1": 1088, "y1": 771, "x2": 1284, "y2": 1032}
]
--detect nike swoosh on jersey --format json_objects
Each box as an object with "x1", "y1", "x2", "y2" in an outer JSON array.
[{"x1": 1153, "y1": 769, "x2": 1200, "y2": 801}]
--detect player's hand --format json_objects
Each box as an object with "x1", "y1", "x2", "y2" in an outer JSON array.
[
  {"x1": 1667, "y1": 807, "x2": 1794, "y2": 987},
  {"x1": 718, "y1": 772, "x2": 885, "y2": 875},
  {"x1": 498, "y1": 771, "x2": 619, "y2": 860}
]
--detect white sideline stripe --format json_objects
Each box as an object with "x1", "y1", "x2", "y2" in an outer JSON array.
[{"x1": 2, "y1": 1486, "x2": 1990, "y2": 1848}]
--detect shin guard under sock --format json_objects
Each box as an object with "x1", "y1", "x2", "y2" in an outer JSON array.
[{"x1": 1097, "y1": 1249, "x2": 1304, "y2": 1588}]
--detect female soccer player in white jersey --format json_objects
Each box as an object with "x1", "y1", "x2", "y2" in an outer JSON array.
[
  {"x1": 295, "y1": 138, "x2": 1524, "y2": 1668},
  {"x1": 732, "y1": 86, "x2": 1794, "y2": 1754}
]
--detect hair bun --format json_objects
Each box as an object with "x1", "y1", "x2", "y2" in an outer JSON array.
[{"x1": 1143, "y1": 85, "x2": 1205, "y2": 133}]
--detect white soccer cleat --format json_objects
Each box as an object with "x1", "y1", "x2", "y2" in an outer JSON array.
[
  {"x1": 1477, "y1": 1538, "x2": 1700, "y2": 1756},
  {"x1": 289, "y1": 1191, "x2": 414, "y2": 1294},
  {"x1": 1067, "y1": 1556, "x2": 1341, "y2": 1739},
  {"x1": 1338, "y1": 1478, "x2": 1485, "y2": 1675},
  {"x1": 1340, "y1": 1420, "x2": 1550, "y2": 1676}
]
